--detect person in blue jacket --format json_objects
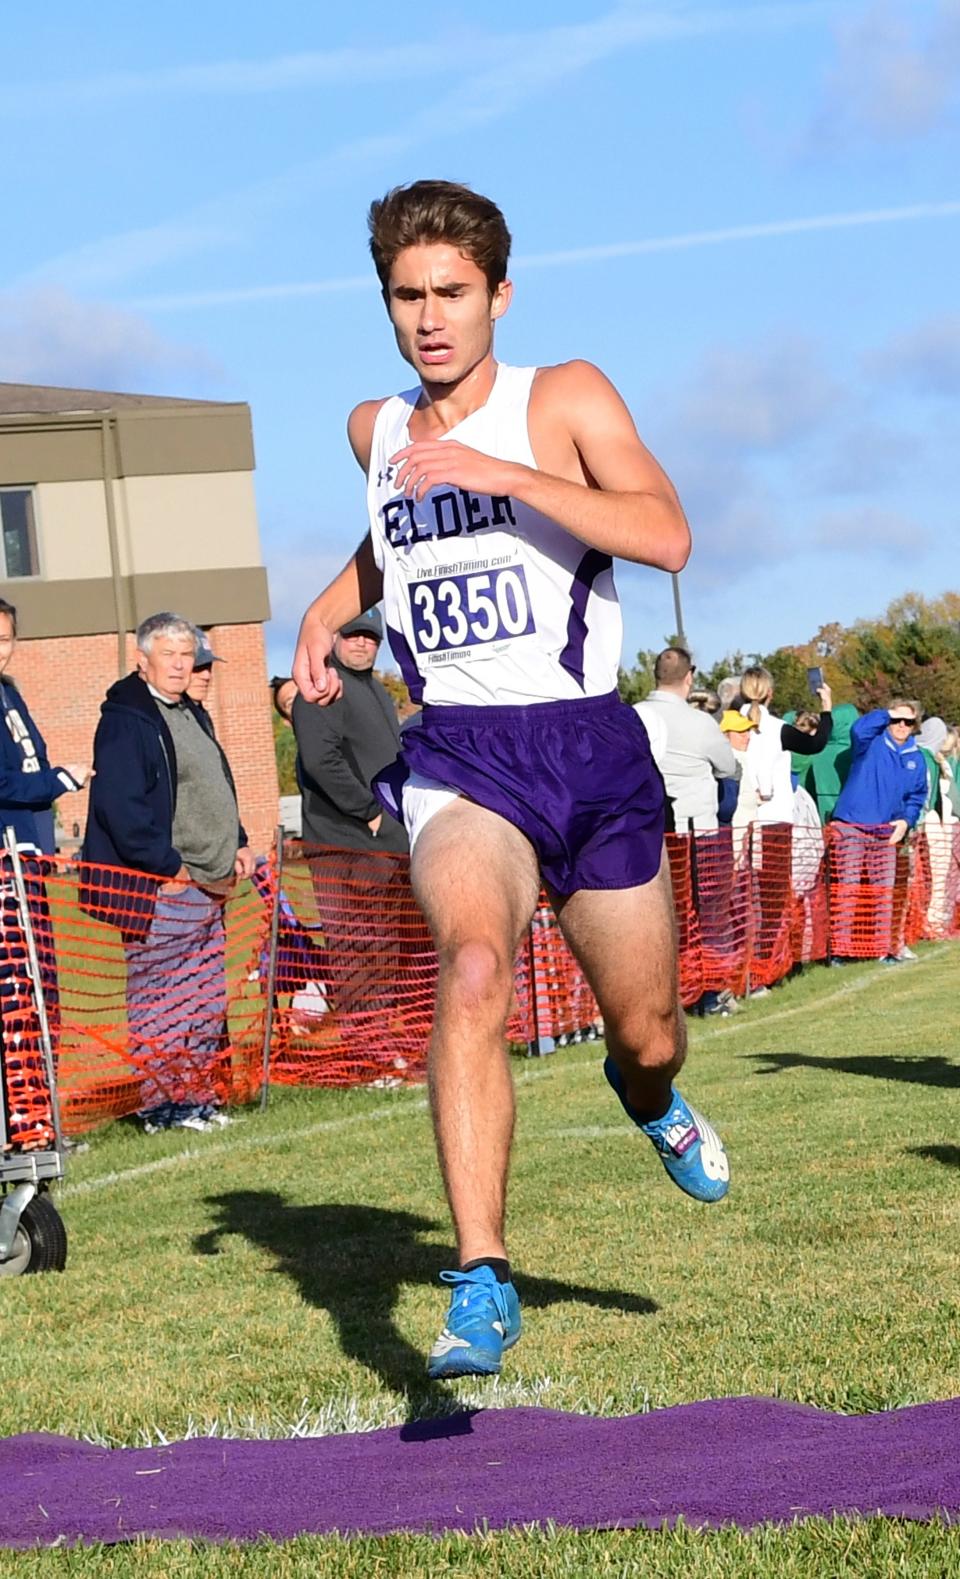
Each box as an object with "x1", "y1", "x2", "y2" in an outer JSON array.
[
  {"x1": 830, "y1": 700, "x2": 928, "y2": 963},
  {"x1": 0, "y1": 597, "x2": 89, "y2": 1149},
  {"x1": 0, "y1": 599, "x2": 89, "y2": 850}
]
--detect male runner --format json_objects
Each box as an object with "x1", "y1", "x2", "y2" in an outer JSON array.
[{"x1": 294, "y1": 180, "x2": 729, "y2": 1380}]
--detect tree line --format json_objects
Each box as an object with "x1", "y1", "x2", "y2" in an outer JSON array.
[{"x1": 618, "y1": 591, "x2": 960, "y2": 720}]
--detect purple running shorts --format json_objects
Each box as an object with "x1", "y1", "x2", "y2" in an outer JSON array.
[{"x1": 374, "y1": 690, "x2": 665, "y2": 895}]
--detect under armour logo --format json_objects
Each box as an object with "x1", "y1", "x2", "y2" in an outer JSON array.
[{"x1": 377, "y1": 466, "x2": 395, "y2": 487}]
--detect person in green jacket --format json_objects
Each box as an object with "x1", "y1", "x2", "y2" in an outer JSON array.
[{"x1": 793, "y1": 701, "x2": 859, "y2": 822}]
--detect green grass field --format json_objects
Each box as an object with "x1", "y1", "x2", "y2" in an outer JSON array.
[{"x1": 3, "y1": 945, "x2": 960, "y2": 1575}]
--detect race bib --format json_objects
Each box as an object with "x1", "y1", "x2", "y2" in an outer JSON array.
[{"x1": 409, "y1": 563, "x2": 536, "y2": 665}]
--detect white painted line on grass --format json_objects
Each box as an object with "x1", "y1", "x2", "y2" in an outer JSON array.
[
  {"x1": 697, "y1": 945, "x2": 951, "y2": 1042},
  {"x1": 63, "y1": 947, "x2": 954, "y2": 1198},
  {"x1": 62, "y1": 1098, "x2": 430, "y2": 1198},
  {"x1": 63, "y1": 1062, "x2": 558, "y2": 1199}
]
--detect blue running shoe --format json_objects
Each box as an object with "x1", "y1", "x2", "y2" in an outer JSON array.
[
  {"x1": 604, "y1": 1056, "x2": 730, "y2": 1202},
  {"x1": 426, "y1": 1265, "x2": 522, "y2": 1379}
]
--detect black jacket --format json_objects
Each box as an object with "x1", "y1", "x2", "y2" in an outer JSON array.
[
  {"x1": 80, "y1": 673, "x2": 246, "y2": 936},
  {"x1": 293, "y1": 660, "x2": 408, "y2": 852}
]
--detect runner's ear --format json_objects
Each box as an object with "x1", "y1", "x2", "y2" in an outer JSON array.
[{"x1": 490, "y1": 279, "x2": 512, "y2": 321}]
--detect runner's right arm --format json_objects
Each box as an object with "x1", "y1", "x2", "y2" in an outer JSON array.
[{"x1": 292, "y1": 400, "x2": 386, "y2": 705}]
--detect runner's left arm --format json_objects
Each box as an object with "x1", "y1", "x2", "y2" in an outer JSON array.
[{"x1": 389, "y1": 361, "x2": 690, "y2": 572}]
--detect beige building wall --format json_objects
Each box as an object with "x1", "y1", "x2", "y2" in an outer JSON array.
[
  {"x1": 33, "y1": 480, "x2": 112, "y2": 580},
  {"x1": 32, "y1": 470, "x2": 261, "y2": 582},
  {"x1": 118, "y1": 471, "x2": 262, "y2": 575}
]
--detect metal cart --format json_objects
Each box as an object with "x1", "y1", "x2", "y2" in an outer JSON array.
[{"x1": 0, "y1": 830, "x2": 67, "y2": 1274}]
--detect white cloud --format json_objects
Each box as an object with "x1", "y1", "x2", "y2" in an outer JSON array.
[
  {"x1": 868, "y1": 314, "x2": 960, "y2": 395},
  {"x1": 0, "y1": 5, "x2": 830, "y2": 110},
  {"x1": 17, "y1": 4, "x2": 831, "y2": 293},
  {"x1": 0, "y1": 288, "x2": 219, "y2": 392},
  {"x1": 813, "y1": 422, "x2": 921, "y2": 492},
  {"x1": 810, "y1": 0, "x2": 960, "y2": 142},
  {"x1": 671, "y1": 336, "x2": 842, "y2": 450},
  {"x1": 814, "y1": 506, "x2": 932, "y2": 556}
]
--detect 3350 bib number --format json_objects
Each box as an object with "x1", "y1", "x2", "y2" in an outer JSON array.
[{"x1": 409, "y1": 566, "x2": 536, "y2": 656}]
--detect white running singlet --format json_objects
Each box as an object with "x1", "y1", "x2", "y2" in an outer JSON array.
[{"x1": 366, "y1": 363, "x2": 622, "y2": 707}]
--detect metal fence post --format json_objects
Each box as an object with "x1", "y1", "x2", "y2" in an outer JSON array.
[
  {"x1": 3, "y1": 829, "x2": 64, "y2": 1156},
  {"x1": 259, "y1": 827, "x2": 285, "y2": 1113}
]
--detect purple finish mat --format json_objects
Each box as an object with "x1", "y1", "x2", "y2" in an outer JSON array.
[{"x1": 2, "y1": 1397, "x2": 959, "y2": 1548}]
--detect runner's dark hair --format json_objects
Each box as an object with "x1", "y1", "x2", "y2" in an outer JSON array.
[{"x1": 368, "y1": 180, "x2": 512, "y2": 299}]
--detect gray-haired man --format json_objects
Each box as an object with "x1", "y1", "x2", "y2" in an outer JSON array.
[{"x1": 82, "y1": 613, "x2": 254, "y2": 1132}]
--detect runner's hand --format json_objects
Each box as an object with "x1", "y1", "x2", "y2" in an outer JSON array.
[
  {"x1": 293, "y1": 614, "x2": 342, "y2": 706},
  {"x1": 65, "y1": 764, "x2": 91, "y2": 787},
  {"x1": 888, "y1": 819, "x2": 908, "y2": 846},
  {"x1": 389, "y1": 439, "x2": 518, "y2": 504}
]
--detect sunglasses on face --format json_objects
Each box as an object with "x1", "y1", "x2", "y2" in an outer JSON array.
[{"x1": 889, "y1": 717, "x2": 916, "y2": 728}]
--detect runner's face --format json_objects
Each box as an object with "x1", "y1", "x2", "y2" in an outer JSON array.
[
  {"x1": 0, "y1": 614, "x2": 15, "y2": 675},
  {"x1": 386, "y1": 244, "x2": 510, "y2": 385}
]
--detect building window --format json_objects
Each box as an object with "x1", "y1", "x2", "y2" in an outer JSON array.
[{"x1": 0, "y1": 489, "x2": 40, "y2": 579}]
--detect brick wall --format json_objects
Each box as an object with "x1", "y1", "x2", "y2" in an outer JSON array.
[{"x1": 10, "y1": 622, "x2": 279, "y2": 856}]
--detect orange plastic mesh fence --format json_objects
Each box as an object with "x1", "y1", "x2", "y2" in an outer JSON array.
[
  {"x1": 0, "y1": 854, "x2": 59, "y2": 1151},
  {"x1": 3, "y1": 824, "x2": 956, "y2": 1145},
  {"x1": 265, "y1": 844, "x2": 437, "y2": 1089},
  {"x1": 2, "y1": 858, "x2": 269, "y2": 1145}
]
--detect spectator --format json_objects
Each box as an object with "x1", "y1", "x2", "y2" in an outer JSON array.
[
  {"x1": 635, "y1": 648, "x2": 739, "y2": 834},
  {"x1": 688, "y1": 688, "x2": 721, "y2": 718},
  {"x1": 292, "y1": 608, "x2": 409, "y2": 1031},
  {"x1": 829, "y1": 700, "x2": 928, "y2": 964},
  {"x1": 82, "y1": 612, "x2": 254, "y2": 1132},
  {"x1": 917, "y1": 718, "x2": 960, "y2": 936},
  {"x1": 271, "y1": 676, "x2": 297, "y2": 726},
  {"x1": 637, "y1": 650, "x2": 740, "y2": 1016},
  {"x1": 716, "y1": 676, "x2": 741, "y2": 712},
  {"x1": 0, "y1": 597, "x2": 89, "y2": 1149},
  {"x1": 185, "y1": 630, "x2": 224, "y2": 710},
  {"x1": 793, "y1": 702, "x2": 860, "y2": 824},
  {"x1": 0, "y1": 597, "x2": 89, "y2": 853},
  {"x1": 737, "y1": 666, "x2": 833, "y2": 984},
  {"x1": 717, "y1": 710, "x2": 756, "y2": 826},
  {"x1": 293, "y1": 609, "x2": 407, "y2": 854}
]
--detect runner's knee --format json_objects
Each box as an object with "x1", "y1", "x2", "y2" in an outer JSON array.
[
  {"x1": 606, "y1": 999, "x2": 684, "y2": 1070},
  {"x1": 439, "y1": 938, "x2": 512, "y2": 1010}
]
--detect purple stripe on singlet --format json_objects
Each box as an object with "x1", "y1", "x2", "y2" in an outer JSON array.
[
  {"x1": 558, "y1": 550, "x2": 613, "y2": 689},
  {"x1": 387, "y1": 623, "x2": 424, "y2": 704}
]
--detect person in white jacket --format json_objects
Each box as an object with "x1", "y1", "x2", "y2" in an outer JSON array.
[{"x1": 737, "y1": 667, "x2": 833, "y2": 982}]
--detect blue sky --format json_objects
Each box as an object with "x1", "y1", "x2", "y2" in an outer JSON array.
[{"x1": 2, "y1": 0, "x2": 958, "y2": 677}]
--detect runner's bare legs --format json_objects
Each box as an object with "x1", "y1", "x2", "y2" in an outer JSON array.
[
  {"x1": 411, "y1": 799, "x2": 540, "y2": 1264},
  {"x1": 550, "y1": 850, "x2": 685, "y2": 1118}
]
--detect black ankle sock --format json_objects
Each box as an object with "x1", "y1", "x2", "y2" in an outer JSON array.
[
  {"x1": 461, "y1": 1256, "x2": 512, "y2": 1284},
  {"x1": 629, "y1": 1093, "x2": 673, "y2": 1125}
]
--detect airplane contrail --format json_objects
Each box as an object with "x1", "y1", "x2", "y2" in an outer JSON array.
[{"x1": 131, "y1": 201, "x2": 960, "y2": 312}]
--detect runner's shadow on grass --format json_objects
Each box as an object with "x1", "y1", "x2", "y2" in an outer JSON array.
[
  {"x1": 194, "y1": 1192, "x2": 657, "y2": 1418},
  {"x1": 906, "y1": 1145, "x2": 960, "y2": 1170},
  {"x1": 745, "y1": 1052, "x2": 960, "y2": 1088}
]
